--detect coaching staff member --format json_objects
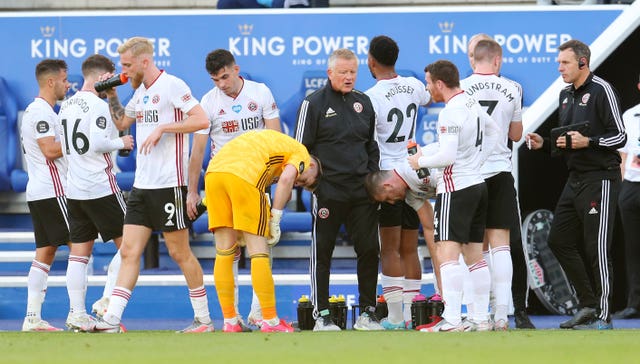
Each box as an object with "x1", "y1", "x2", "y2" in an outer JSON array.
[
  {"x1": 295, "y1": 48, "x2": 382, "y2": 331},
  {"x1": 527, "y1": 39, "x2": 626, "y2": 330}
]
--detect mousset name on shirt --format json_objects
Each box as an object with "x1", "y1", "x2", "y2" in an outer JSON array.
[{"x1": 385, "y1": 85, "x2": 415, "y2": 101}]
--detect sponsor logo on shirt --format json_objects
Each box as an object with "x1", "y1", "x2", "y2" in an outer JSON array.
[
  {"x1": 439, "y1": 125, "x2": 459, "y2": 134},
  {"x1": 222, "y1": 120, "x2": 239, "y2": 133},
  {"x1": 181, "y1": 93, "x2": 192, "y2": 103},
  {"x1": 232, "y1": 104, "x2": 242, "y2": 113},
  {"x1": 325, "y1": 107, "x2": 336, "y2": 118},
  {"x1": 218, "y1": 109, "x2": 226, "y2": 116}
]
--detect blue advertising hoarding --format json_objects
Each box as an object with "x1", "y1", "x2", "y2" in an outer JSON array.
[{"x1": 0, "y1": 7, "x2": 623, "y2": 112}]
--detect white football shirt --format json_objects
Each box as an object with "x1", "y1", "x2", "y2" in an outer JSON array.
[
  {"x1": 460, "y1": 73, "x2": 522, "y2": 177},
  {"x1": 620, "y1": 103, "x2": 640, "y2": 182},
  {"x1": 20, "y1": 97, "x2": 68, "y2": 201},
  {"x1": 366, "y1": 76, "x2": 430, "y2": 169},
  {"x1": 423, "y1": 92, "x2": 488, "y2": 193},
  {"x1": 125, "y1": 71, "x2": 199, "y2": 189},
  {"x1": 58, "y1": 91, "x2": 123, "y2": 199},
  {"x1": 198, "y1": 78, "x2": 279, "y2": 157},
  {"x1": 393, "y1": 159, "x2": 436, "y2": 211}
]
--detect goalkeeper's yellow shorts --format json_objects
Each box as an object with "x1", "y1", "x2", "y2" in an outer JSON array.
[{"x1": 204, "y1": 171, "x2": 270, "y2": 237}]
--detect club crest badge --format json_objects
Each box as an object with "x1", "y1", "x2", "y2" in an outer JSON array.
[{"x1": 318, "y1": 208, "x2": 330, "y2": 219}]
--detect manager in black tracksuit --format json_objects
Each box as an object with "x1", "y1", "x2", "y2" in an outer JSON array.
[
  {"x1": 295, "y1": 48, "x2": 381, "y2": 331},
  {"x1": 527, "y1": 40, "x2": 626, "y2": 329}
]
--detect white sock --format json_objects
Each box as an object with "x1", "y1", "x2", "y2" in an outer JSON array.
[
  {"x1": 483, "y1": 248, "x2": 495, "y2": 314},
  {"x1": 469, "y1": 259, "x2": 491, "y2": 323},
  {"x1": 66, "y1": 255, "x2": 89, "y2": 315},
  {"x1": 440, "y1": 261, "x2": 464, "y2": 325},
  {"x1": 189, "y1": 285, "x2": 211, "y2": 324},
  {"x1": 460, "y1": 255, "x2": 473, "y2": 319},
  {"x1": 491, "y1": 246, "x2": 513, "y2": 322},
  {"x1": 102, "y1": 250, "x2": 121, "y2": 298},
  {"x1": 403, "y1": 278, "x2": 421, "y2": 323},
  {"x1": 381, "y1": 274, "x2": 404, "y2": 324},
  {"x1": 104, "y1": 286, "x2": 131, "y2": 324},
  {"x1": 26, "y1": 260, "x2": 50, "y2": 320}
]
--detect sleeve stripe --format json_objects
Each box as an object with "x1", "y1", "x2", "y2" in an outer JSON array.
[
  {"x1": 295, "y1": 99, "x2": 309, "y2": 143},
  {"x1": 593, "y1": 76, "x2": 626, "y2": 147}
]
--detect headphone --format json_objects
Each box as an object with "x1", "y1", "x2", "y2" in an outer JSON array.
[{"x1": 578, "y1": 58, "x2": 586, "y2": 69}]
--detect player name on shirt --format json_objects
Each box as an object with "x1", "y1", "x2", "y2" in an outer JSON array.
[
  {"x1": 464, "y1": 81, "x2": 516, "y2": 103},
  {"x1": 384, "y1": 84, "x2": 416, "y2": 100}
]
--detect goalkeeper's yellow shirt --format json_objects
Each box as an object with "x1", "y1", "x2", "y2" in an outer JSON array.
[{"x1": 206, "y1": 129, "x2": 311, "y2": 191}]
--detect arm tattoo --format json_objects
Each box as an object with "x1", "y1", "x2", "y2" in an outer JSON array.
[{"x1": 108, "y1": 95, "x2": 125, "y2": 123}]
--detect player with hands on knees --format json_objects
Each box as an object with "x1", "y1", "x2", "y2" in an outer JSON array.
[{"x1": 204, "y1": 129, "x2": 321, "y2": 333}]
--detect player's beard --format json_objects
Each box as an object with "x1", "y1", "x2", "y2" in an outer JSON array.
[{"x1": 130, "y1": 72, "x2": 144, "y2": 90}]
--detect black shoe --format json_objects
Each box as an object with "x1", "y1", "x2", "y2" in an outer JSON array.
[
  {"x1": 559, "y1": 307, "x2": 596, "y2": 329},
  {"x1": 612, "y1": 307, "x2": 640, "y2": 320},
  {"x1": 514, "y1": 310, "x2": 535, "y2": 329}
]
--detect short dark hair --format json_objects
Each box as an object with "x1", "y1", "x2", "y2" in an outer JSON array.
[
  {"x1": 558, "y1": 39, "x2": 590, "y2": 65},
  {"x1": 368, "y1": 35, "x2": 399, "y2": 67},
  {"x1": 424, "y1": 60, "x2": 460, "y2": 89},
  {"x1": 363, "y1": 170, "x2": 391, "y2": 201},
  {"x1": 205, "y1": 49, "x2": 236, "y2": 75},
  {"x1": 81, "y1": 54, "x2": 115, "y2": 77},
  {"x1": 35, "y1": 59, "x2": 67, "y2": 82}
]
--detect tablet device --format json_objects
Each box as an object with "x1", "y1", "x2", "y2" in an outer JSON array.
[{"x1": 550, "y1": 121, "x2": 590, "y2": 156}]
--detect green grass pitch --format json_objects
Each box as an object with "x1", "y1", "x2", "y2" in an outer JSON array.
[{"x1": 2, "y1": 330, "x2": 640, "y2": 363}]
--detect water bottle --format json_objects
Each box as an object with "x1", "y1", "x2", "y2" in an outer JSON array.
[
  {"x1": 335, "y1": 294, "x2": 347, "y2": 330},
  {"x1": 374, "y1": 294, "x2": 388, "y2": 321},
  {"x1": 411, "y1": 294, "x2": 429, "y2": 329},
  {"x1": 118, "y1": 128, "x2": 131, "y2": 157},
  {"x1": 94, "y1": 73, "x2": 129, "y2": 92},
  {"x1": 427, "y1": 294, "x2": 444, "y2": 323},
  {"x1": 194, "y1": 197, "x2": 208, "y2": 220},
  {"x1": 296, "y1": 295, "x2": 314, "y2": 330},
  {"x1": 407, "y1": 140, "x2": 429, "y2": 179}
]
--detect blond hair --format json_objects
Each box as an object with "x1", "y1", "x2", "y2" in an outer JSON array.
[{"x1": 117, "y1": 37, "x2": 154, "y2": 57}]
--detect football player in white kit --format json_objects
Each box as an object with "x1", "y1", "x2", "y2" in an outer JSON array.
[
  {"x1": 364, "y1": 35, "x2": 435, "y2": 330},
  {"x1": 186, "y1": 49, "x2": 281, "y2": 331},
  {"x1": 20, "y1": 59, "x2": 71, "y2": 331},
  {"x1": 57, "y1": 55, "x2": 134, "y2": 332},
  {"x1": 94, "y1": 37, "x2": 212, "y2": 333},
  {"x1": 408, "y1": 60, "x2": 499, "y2": 332},
  {"x1": 461, "y1": 39, "x2": 523, "y2": 330}
]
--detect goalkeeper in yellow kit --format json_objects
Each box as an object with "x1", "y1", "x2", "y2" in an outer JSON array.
[{"x1": 204, "y1": 129, "x2": 321, "y2": 332}]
